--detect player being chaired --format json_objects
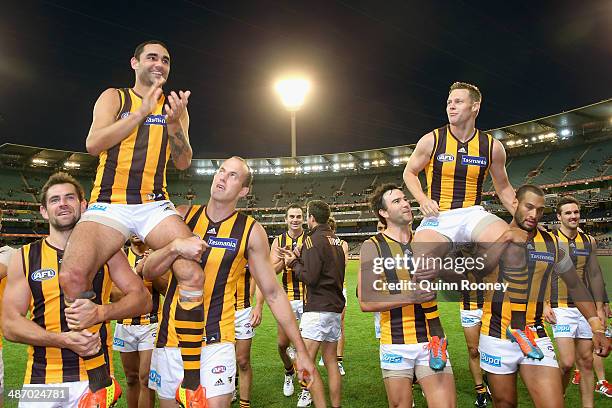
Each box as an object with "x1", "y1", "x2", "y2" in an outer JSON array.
[
  {"x1": 58, "y1": 40, "x2": 207, "y2": 408},
  {"x1": 403, "y1": 82, "x2": 516, "y2": 369}
]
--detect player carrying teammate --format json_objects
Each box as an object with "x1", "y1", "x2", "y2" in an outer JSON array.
[
  {"x1": 58, "y1": 40, "x2": 207, "y2": 407},
  {"x1": 2, "y1": 172, "x2": 150, "y2": 407}
]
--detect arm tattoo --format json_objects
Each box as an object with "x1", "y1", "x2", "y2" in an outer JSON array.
[{"x1": 169, "y1": 129, "x2": 188, "y2": 159}]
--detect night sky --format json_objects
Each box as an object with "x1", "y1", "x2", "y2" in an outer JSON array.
[{"x1": 1, "y1": 0, "x2": 611, "y2": 158}]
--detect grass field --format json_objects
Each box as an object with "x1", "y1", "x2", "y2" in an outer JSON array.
[{"x1": 3, "y1": 258, "x2": 612, "y2": 407}]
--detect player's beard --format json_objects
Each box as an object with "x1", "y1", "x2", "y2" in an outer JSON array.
[
  {"x1": 514, "y1": 211, "x2": 537, "y2": 232},
  {"x1": 49, "y1": 213, "x2": 80, "y2": 232}
]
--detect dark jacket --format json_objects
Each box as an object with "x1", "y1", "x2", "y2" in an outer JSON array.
[{"x1": 291, "y1": 223, "x2": 346, "y2": 313}]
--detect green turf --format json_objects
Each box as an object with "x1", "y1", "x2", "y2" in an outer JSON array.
[{"x1": 3, "y1": 258, "x2": 612, "y2": 407}]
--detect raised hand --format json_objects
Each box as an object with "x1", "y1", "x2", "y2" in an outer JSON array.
[{"x1": 165, "y1": 90, "x2": 191, "y2": 125}]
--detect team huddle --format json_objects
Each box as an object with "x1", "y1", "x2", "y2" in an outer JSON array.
[{"x1": 0, "y1": 39, "x2": 609, "y2": 408}]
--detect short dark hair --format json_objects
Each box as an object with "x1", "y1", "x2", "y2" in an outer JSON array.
[
  {"x1": 556, "y1": 196, "x2": 580, "y2": 214},
  {"x1": 40, "y1": 172, "x2": 85, "y2": 208},
  {"x1": 449, "y1": 81, "x2": 482, "y2": 103},
  {"x1": 369, "y1": 183, "x2": 400, "y2": 226},
  {"x1": 307, "y1": 200, "x2": 330, "y2": 224},
  {"x1": 328, "y1": 217, "x2": 337, "y2": 232},
  {"x1": 134, "y1": 40, "x2": 169, "y2": 60},
  {"x1": 516, "y1": 184, "x2": 545, "y2": 202},
  {"x1": 285, "y1": 204, "x2": 303, "y2": 216}
]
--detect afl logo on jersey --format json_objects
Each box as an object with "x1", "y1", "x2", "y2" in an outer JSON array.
[
  {"x1": 436, "y1": 153, "x2": 455, "y2": 163},
  {"x1": 31, "y1": 268, "x2": 56, "y2": 281}
]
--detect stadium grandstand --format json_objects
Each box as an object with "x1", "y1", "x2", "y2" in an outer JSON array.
[{"x1": 1, "y1": 99, "x2": 611, "y2": 253}]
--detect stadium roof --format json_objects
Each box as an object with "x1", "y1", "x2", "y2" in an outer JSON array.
[{"x1": 2, "y1": 98, "x2": 611, "y2": 175}]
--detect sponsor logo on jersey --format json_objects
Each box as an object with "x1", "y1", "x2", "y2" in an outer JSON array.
[
  {"x1": 144, "y1": 114, "x2": 167, "y2": 126},
  {"x1": 461, "y1": 155, "x2": 488, "y2": 167},
  {"x1": 572, "y1": 249, "x2": 590, "y2": 257},
  {"x1": 207, "y1": 227, "x2": 217, "y2": 235},
  {"x1": 212, "y1": 365, "x2": 226, "y2": 374},
  {"x1": 113, "y1": 338, "x2": 125, "y2": 347},
  {"x1": 480, "y1": 352, "x2": 502, "y2": 367},
  {"x1": 529, "y1": 251, "x2": 555, "y2": 263},
  {"x1": 436, "y1": 153, "x2": 455, "y2": 163},
  {"x1": 207, "y1": 237, "x2": 238, "y2": 251},
  {"x1": 458, "y1": 147, "x2": 467, "y2": 153},
  {"x1": 31, "y1": 268, "x2": 56, "y2": 281},
  {"x1": 381, "y1": 353, "x2": 403, "y2": 364}
]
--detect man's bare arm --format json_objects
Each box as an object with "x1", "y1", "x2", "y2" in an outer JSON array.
[
  {"x1": 489, "y1": 139, "x2": 515, "y2": 215},
  {"x1": 403, "y1": 132, "x2": 439, "y2": 217}
]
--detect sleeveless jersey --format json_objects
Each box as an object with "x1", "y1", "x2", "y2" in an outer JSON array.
[
  {"x1": 90, "y1": 88, "x2": 170, "y2": 204},
  {"x1": 425, "y1": 125, "x2": 493, "y2": 211},
  {"x1": 278, "y1": 232, "x2": 306, "y2": 301},
  {"x1": 156, "y1": 205, "x2": 256, "y2": 347},
  {"x1": 21, "y1": 239, "x2": 113, "y2": 384},
  {"x1": 550, "y1": 230, "x2": 593, "y2": 308},
  {"x1": 235, "y1": 264, "x2": 251, "y2": 311},
  {"x1": 369, "y1": 233, "x2": 442, "y2": 345},
  {"x1": 481, "y1": 228, "x2": 559, "y2": 340}
]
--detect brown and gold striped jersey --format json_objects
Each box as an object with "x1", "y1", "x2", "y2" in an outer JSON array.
[
  {"x1": 369, "y1": 233, "x2": 443, "y2": 345},
  {"x1": 425, "y1": 125, "x2": 493, "y2": 211},
  {"x1": 481, "y1": 228, "x2": 559, "y2": 340},
  {"x1": 278, "y1": 231, "x2": 306, "y2": 301},
  {"x1": 21, "y1": 239, "x2": 113, "y2": 384},
  {"x1": 156, "y1": 205, "x2": 256, "y2": 347},
  {"x1": 90, "y1": 88, "x2": 170, "y2": 204},
  {"x1": 550, "y1": 229, "x2": 593, "y2": 308},
  {"x1": 118, "y1": 247, "x2": 161, "y2": 325}
]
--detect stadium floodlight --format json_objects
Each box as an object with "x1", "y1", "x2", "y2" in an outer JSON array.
[
  {"x1": 275, "y1": 78, "x2": 311, "y2": 157},
  {"x1": 363, "y1": 161, "x2": 370, "y2": 167},
  {"x1": 32, "y1": 158, "x2": 48, "y2": 165},
  {"x1": 332, "y1": 163, "x2": 340, "y2": 171},
  {"x1": 560, "y1": 129, "x2": 571, "y2": 137}
]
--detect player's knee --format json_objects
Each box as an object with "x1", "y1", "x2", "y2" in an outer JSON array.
[
  {"x1": 576, "y1": 354, "x2": 593, "y2": 371},
  {"x1": 558, "y1": 355, "x2": 575, "y2": 371},
  {"x1": 467, "y1": 346, "x2": 479, "y2": 360},
  {"x1": 138, "y1": 369, "x2": 150, "y2": 388},
  {"x1": 125, "y1": 372, "x2": 140, "y2": 387},
  {"x1": 237, "y1": 355, "x2": 251, "y2": 372}
]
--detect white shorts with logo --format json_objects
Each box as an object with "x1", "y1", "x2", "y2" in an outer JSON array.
[
  {"x1": 460, "y1": 309, "x2": 483, "y2": 328},
  {"x1": 551, "y1": 307, "x2": 593, "y2": 339},
  {"x1": 290, "y1": 300, "x2": 304, "y2": 321},
  {"x1": 18, "y1": 381, "x2": 89, "y2": 408},
  {"x1": 479, "y1": 334, "x2": 558, "y2": 375},
  {"x1": 113, "y1": 323, "x2": 158, "y2": 352},
  {"x1": 300, "y1": 311, "x2": 342, "y2": 342},
  {"x1": 149, "y1": 343, "x2": 236, "y2": 400},
  {"x1": 235, "y1": 307, "x2": 255, "y2": 340},
  {"x1": 415, "y1": 205, "x2": 501, "y2": 243},
  {"x1": 80, "y1": 200, "x2": 179, "y2": 241},
  {"x1": 379, "y1": 343, "x2": 452, "y2": 378}
]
